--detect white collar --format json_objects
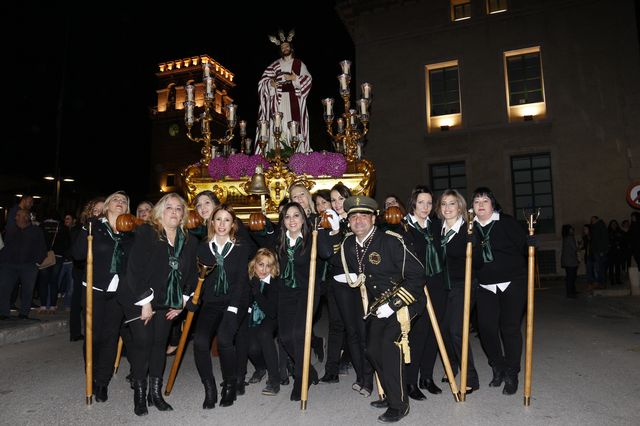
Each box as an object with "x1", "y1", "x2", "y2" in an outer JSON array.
[
  {"x1": 213, "y1": 236, "x2": 231, "y2": 251},
  {"x1": 356, "y1": 226, "x2": 376, "y2": 247},
  {"x1": 408, "y1": 214, "x2": 430, "y2": 229},
  {"x1": 474, "y1": 211, "x2": 500, "y2": 226},
  {"x1": 259, "y1": 275, "x2": 272, "y2": 284},
  {"x1": 442, "y1": 216, "x2": 464, "y2": 235},
  {"x1": 286, "y1": 230, "x2": 302, "y2": 246}
]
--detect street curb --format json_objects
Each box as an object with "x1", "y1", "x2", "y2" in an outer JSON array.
[{"x1": 0, "y1": 318, "x2": 68, "y2": 347}]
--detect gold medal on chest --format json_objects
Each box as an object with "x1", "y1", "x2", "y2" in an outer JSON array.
[{"x1": 368, "y1": 252, "x2": 381, "y2": 265}]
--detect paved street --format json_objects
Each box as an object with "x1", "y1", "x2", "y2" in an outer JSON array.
[{"x1": 1, "y1": 280, "x2": 639, "y2": 426}]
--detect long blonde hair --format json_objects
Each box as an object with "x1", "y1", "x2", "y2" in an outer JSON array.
[
  {"x1": 248, "y1": 248, "x2": 280, "y2": 279},
  {"x1": 150, "y1": 193, "x2": 188, "y2": 237}
]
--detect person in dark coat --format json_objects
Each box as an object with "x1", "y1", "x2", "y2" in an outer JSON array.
[
  {"x1": 561, "y1": 224, "x2": 579, "y2": 298},
  {"x1": 118, "y1": 193, "x2": 198, "y2": 416}
]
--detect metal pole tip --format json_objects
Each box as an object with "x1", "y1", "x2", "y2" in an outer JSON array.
[
  {"x1": 301, "y1": 400, "x2": 308, "y2": 410},
  {"x1": 524, "y1": 396, "x2": 531, "y2": 406},
  {"x1": 454, "y1": 392, "x2": 461, "y2": 402},
  {"x1": 86, "y1": 396, "x2": 93, "y2": 405}
]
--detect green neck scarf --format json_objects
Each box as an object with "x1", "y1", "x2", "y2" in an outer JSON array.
[
  {"x1": 409, "y1": 216, "x2": 442, "y2": 277},
  {"x1": 102, "y1": 220, "x2": 124, "y2": 275},
  {"x1": 164, "y1": 229, "x2": 186, "y2": 308},
  {"x1": 249, "y1": 280, "x2": 267, "y2": 327},
  {"x1": 475, "y1": 221, "x2": 496, "y2": 263},
  {"x1": 440, "y1": 228, "x2": 456, "y2": 290},
  {"x1": 283, "y1": 236, "x2": 302, "y2": 288},
  {"x1": 212, "y1": 240, "x2": 233, "y2": 296}
]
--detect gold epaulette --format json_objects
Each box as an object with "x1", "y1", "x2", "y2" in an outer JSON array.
[{"x1": 385, "y1": 230, "x2": 404, "y2": 240}]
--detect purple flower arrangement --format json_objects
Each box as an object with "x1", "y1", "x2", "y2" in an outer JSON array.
[
  {"x1": 208, "y1": 154, "x2": 270, "y2": 180},
  {"x1": 288, "y1": 152, "x2": 348, "y2": 177}
]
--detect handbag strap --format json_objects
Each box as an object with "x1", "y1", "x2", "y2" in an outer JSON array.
[{"x1": 49, "y1": 223, "x2": 59, "y2": 250}]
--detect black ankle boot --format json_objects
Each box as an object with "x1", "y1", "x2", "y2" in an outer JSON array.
[
  {"x1": 147, "y1": 377, "x2": 173, "y2": 411},
  {"x1": 94, "y1": 384, "x2": 108, "y2": 402},
  {"x1": 220, "y1": 382, "x2": 237, "y2": 407},
  {"x1": 502, "y1": 373, "x2": 518, "y2": 395},
  {"x1": 236, "y1": 377, "x2": 246, "y2": 396},
  {"x1": 133, "y1": 379, "x2": 148, "y2": 416},
  {"x1": 489, "y1": 366, "x2": 504, "y2": 387},
  {"x1": 203, "y1": 379, "x2": 217, "y2": 409}
]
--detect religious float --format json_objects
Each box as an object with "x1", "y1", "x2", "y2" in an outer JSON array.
[{"x1": 181, "y1": 60, "x2": 376, "y2": 221}]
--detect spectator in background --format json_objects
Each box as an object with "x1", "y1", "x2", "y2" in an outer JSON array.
[
  {"x1": 383, "y1": 194, "x2": 407, "y2": 216},
  {"x1": 620, "y1": 219, "x2": 631, "y2": 273},
  {"x1": 312, "y1": 190, "x2": 332, "y2": 214},
  {"x1": 37, "y1": 209, "x2": 70, "y2": 313},
  {"x1": 561, "y1": 224, "x2": 579, "y2": 298},
  {"x1": 59, "y1": 213, "x2": 77, "y2": 310},
  {"x1": 136, "y1": 201, "x2": 154, "y2": 222},
  {"x1": 607, "y1": 220, "x2": 624, "y2": 285},
  {"x1": 581, "y1": 225, "x2": 596, "y2": 289},
  {"x1": 0, "y1": 209, "x2": 47, "y2": 320},
  {"x1": 630, "y1": 212, "x2": 640, "y2": 268},
  {"x1": 5, "y1": 195, "x2": 34, "y2": 232},
  {"x1": 590, "y1": 216, "x2": 609, "y2": 289}
]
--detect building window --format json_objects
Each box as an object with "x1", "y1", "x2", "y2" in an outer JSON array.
[
  {"x1": 425, "y1": 60, "x2": 462, "y2": 132},
  {"x1": 451, "y1": 0, "x2": 471, "y2": 21},
  {"x1": 503, "y1": 46, "x2": 547, "y2": 122},
  {"x1": 511, "y1": 153, "x2": 554, "y2": 233},
  {"x1": 486, "y1": 0, "x2": 507, "y2": 14},
  {"x1": 431, "y1": 162, "x2": 467, "y2": 199},
  {"x1": 166, "y1": 173, "x2": 176, "y2": 188}
]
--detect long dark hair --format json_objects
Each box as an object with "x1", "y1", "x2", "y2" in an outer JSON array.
[
  {"x1": 408, "y1": 185, "x2": 433, "y2": 216},
  {"x1": 561, "y1": 224, "x2": 573, "y2": 238},
  {"x1": 277, "y1": 202, "x2": 310, "y2": 256}
]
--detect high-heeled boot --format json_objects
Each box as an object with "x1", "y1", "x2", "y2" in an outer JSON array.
[
  {"x1": 133, "y1": 379, "x2": 148, "y2": 416},
  {"x1": 203, "y1": 379, "x2": 217, "y2": 409},
  {"x1": 147, "y1": 377, "x2": 173, "y2": 411},
  {"x1": 219, "y1": 382, "x2": 237, "y2": 407}
]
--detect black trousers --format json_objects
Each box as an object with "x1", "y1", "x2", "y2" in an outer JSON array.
[
  {"x1": 193, "y1": 303, "x2": 241, "y2": 384},
  {"x1": 82, "y1": 292, "x2": 123, "y2": 386},
  {"x1": 406, "y1": 281, "x2": 445, "y2": 384},
  {"x1": 278, "y1": 286, "x2": 318, "y2": 381},
  {"x1": 122, "y1": 305, "x2": 172, "y2": 381},
  {"x1": 564, "y1": 266, "x2": 578, "y2": 296},
  {"x1": 69, "y1": 267, "x2": 84, "y2": 339},
  {"x1": 442, "y1": 287, "x2": 479, "y2": 386},
  {"x1": 367, "y1": 316, "x2": 407, "y2": 410},
  {"x1": 237, "y1": 315, "x2": 279, "y2": 385},
  {"x1": 476, "y1": 278, "x2": 527, "y2": 372}
]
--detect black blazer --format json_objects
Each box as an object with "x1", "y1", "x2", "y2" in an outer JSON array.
[
  {"x1": 249, "y1": 276, "x2": 280, "y2": 320},
  {"x1": 120, "y1": 224, "x2": 198, "y2": 308},
  {"x1": 197, "y1": 239, "x2": 250, "y2": 310}
]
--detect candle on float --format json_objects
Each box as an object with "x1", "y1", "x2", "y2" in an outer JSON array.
[
  {"x1": 205, "y1": 77, "x2": 214, "y2": 100},
  {"x1": 357, "y1": 99, "x2": 369, "y2": 115},
  {"x1": 185, "y1": 84, "x2": 194, "y2": 102},
  {"x1": 338, "y1": 74, "x2": 349, "y2": 92},
  {"x1": 337, "y1": 118, "x2": 345, "y2": 133},
  {"x1": 226, "y1": 104, "x2": 237, "y2": 125},
  {"x1": 274, "y1": 112, "x2": 283, "y2": 130},
  {"x1": 184, "y1": 101, "x2": 195, "y2": 126},
  {"x1": 203, "y1": 62, "x2": 211, "y2": 79},
  {"x1": 349, "y1": 109, "x2": 357, "y2": 126},
  {"x1": 258, "y1": 120, "x2": 269, "y2": 137},
  {"x1": 322, "y1": 98, "x2": 334, "y2": 117},
  {"x1": 361, "y1": 82, "x2": 372, "y2": 100},
  {"x1": 339, "y1": 60, "x2": 352, "y2": 76},
  {"x1": 288, "y1": 120, "x2": 299, "y2": 138},
  {"x1": 239, "y1": 120, "x2": 247, "y2": 137}
]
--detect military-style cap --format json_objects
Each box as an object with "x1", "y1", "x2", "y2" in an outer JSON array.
[{"x1": 344, "y1": 196, "x2": 378, "y2": 215}]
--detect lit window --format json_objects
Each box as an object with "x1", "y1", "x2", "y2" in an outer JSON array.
[
  {"x1": 486, "y1": 0, "x2": 507, "y2": 14},
  {"x1": 451, "y1": 0, "x2": 471, "y2": 21},
  {"x1": 511, "y1": 153, "x2": 555, "y2": 233},
  {"x1": 425, "y1": 60, "x2": 462, "y2": 132},
  {"x1": 166, "y1": 174, "x2": 176, "y2": 188},
  {"x1": 431, "y1": 162, "x2": 467, "y2": 199},
  {"x1": 503, "y1": 46, "x2": 547, "y2": 122}
]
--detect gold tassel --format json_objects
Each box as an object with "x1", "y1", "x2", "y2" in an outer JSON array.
[{"x1": 395, "y1": 306, "x2": 411, "y2": 363}]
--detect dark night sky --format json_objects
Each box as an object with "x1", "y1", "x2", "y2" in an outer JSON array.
[{"x1": 1, "y1": 1, "x2": 354, "y2": 206}]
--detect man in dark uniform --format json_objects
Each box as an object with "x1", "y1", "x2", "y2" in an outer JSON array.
[{"x1": 336, "y1": 196, "x2": 426, "y2": 423}]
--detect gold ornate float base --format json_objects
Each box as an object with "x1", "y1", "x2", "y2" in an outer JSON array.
[{"x1": 183, "y1": 159, "x2": 376, "y2": 221}]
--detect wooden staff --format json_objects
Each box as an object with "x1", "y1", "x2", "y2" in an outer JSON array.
[
  {"x1": 300, "y1": 228, "x2": 319, "y2": 410},
  {"x1": 85, "y1": 223, "x2": 94, "y2": 405},
  {"x1": 423, "y1": 286, "x2": 461, "y2": 402},
  {"x1": 357, "y1": 282, "x2": 386, "y2": 401},
  {"x1": 524, "y1": 209, "x2": 540, "y2": 406},
  {"x1": 113, "y1": 336, "x2": 123, "y2": 375},
  {"x1": 165, "y1": 261, "x2": 214, "y2": 396},
  {"x1": 459, "y1": 209, "x2": 475, "y2": 402}
]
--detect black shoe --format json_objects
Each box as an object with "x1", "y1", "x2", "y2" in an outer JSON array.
[
  {"x1": 419, "y1": 378, "x2": 442, "y2": 395},
  {"x1": 320, "y1": 373, "x2": 339, "y2": 383},
  {"x1": 133, "y1": 379, "x2": 148, "y2": 416},
  {"x1": 464, "y1": 383, "x2": 480, "y2": 395},
  {"x1": 407, "y1": 384, "x2": 426, "y2": 401},
  {"x1": 236, "y1": 379, "x2": 246, "y2": 396},
  {"x1": 70, "y1": 335, "x2": 84, "y2": 342},
  {"x1": 378, "y1": 405, "x2": 410, "y2": 423},
  {"x1": 203, "y1": 379, "x2": 217, "y2": 409},
  {"x1": 94, "y1": 384, "x2": 108, "y2": 402},
  {"x1": 290, "y1": 380, "x2": 301, "y2": 401},
  {"x1": 370, "y1": 398, "x2": 389, "y2": 408},
  {"x1": 488, "y1": 366, "x2": 504, "y2": 387},
  {"x1": 262, "y1": 382, "x2": 280, "y2": 396},
  {"x1": 280, "y1": 376, "x2": 290, "y2": 386},
  {"x1": 502, "y1": 375, "x2": 518, "y2": 395},
  {"x1": 147, "y1": 377, "x2": 173, "y2": 411},
  {"x1": 220, "y1": 383, "x2": 237, "y2": 407},
  {"x1": 249, "y1": 368, "x2": 267, "y2": 384}
]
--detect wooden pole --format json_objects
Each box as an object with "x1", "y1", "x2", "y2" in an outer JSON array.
[
  {"x1": 424, "y1": 286, "x2": 461, "y2": 402},
  {"x1": 85, "y1": 225, "x2": 93, "y2": 405},
  {"x1": 300, "y1": 229, "x2": 318, "y2": 410},
  {"x1": 165, "y1": 263, "x2": 214, "y2": 396},
  {"x1": 113, "y1": 336, "x2": 123, "y2": 375},
  {"x1": 459, "y1": 211, "x2": 474, "y2": 401},
  {"x1": 524, "y1": 212, "x2": 538, "y2": 406}
]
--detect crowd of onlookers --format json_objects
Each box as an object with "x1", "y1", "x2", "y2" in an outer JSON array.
[{"x1": 560, "y1": 213, "x2": 640, "y2": 298}]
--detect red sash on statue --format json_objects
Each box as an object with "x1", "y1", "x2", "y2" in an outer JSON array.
[{"x1": 281, "y1": 58, "x2": 302, "y2": 123}]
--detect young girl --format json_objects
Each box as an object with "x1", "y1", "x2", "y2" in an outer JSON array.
[
  {"x1": 236, "y1": 248, "x2": 281, "y2": 396},
  {"x1": 192, "y1": 205, "x2": 249, "y2": 409}
]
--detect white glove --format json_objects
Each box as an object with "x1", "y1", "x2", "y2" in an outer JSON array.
[
  {"x1": 375, "y1": 303, "x2": 394, "y2": 319},
  {"x1": 325, "y1": 209, "x2": 341, "y2": 232}
]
